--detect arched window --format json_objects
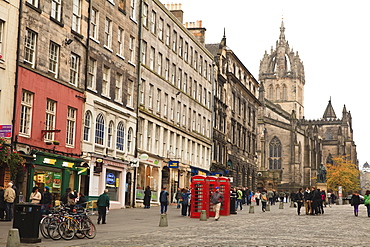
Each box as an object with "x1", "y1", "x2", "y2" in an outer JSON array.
[
  {"x1": 116, "y1": 121, "x2": 125, "y2": 151},
  {"x1": 95, "y1": 113, "x2": 105, "y2": 145},
  {"x1": 269, "y1": 137, "x2": 282, "y2": 169},
  {"x1": 276, "y1": 85, "x2": 280, "y2": 100},
  {"x1": 282, "y1": 84, "x2": 287, "y2": 100},
  {"x1": 268, "y1": 85, "x2": 274, "y2": 100},
  {"x1": 127, "y1": 127, "x2": 133, "y2": 153},
  {"x1": 108, "y1": 121, "x2": 114, "y2": 148},
  {"x1": 83, "y1": 111, "x2": 92, "y2": 141}
]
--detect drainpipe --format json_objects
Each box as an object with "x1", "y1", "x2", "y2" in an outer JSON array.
[
  {"x1": 132, "y1": 0, "x2": 144, "y2": 208},
  {"x1": 11, "y1": 0, "x2": 24, "y2": 198},
  {"x1": 12, "y1": 0, "x2": 23, "y2": 146}
]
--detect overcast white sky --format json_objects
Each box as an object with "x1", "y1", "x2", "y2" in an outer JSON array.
[{"x1": 165, "y1": 0, "x2": 370, "y2": 167}]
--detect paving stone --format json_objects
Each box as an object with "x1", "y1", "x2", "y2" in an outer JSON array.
[{"x1": 0, "y1": 203, "x2": 368, "y2": 247}]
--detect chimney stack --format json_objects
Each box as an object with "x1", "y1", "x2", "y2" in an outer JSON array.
[
  {"x1": 185, "y1": 21, "x2": 206, "y2": 46},
  {"x1": 164, "y1": 3, "x2": 183, "y2": 23}
]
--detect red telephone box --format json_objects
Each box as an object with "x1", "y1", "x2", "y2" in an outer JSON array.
[
  {"x1": 207, "y1": 176, "x2": 220, "y2": 217},
  {"x1": 218, "y1": 177, "x2": 231, "y2": 216},
  {"x1": 190, "y1": 175, "x2": 209, "y2": 218}
]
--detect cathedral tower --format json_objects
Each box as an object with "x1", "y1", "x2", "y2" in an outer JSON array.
[{"x1": 259, "y1": 20, "x2": 305, "y2": 119}]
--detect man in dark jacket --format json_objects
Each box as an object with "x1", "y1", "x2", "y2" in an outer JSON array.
[
  {"x1": 97, "y1": 189, "x2": 110, "y2": 224},
  {"x1": 311, "y1": 186, "x2": 321, "y2": 215},
  {"x1": 41, "y1": 186, "x2": 52, "y2": 215},
  {"x1": 159, "y1": 187, "x2": 169, "y2": 214}
]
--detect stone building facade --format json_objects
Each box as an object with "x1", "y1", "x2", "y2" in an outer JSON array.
[
  {"x1": 0, "y1": 0, "x2": 19, "y2": 185},
  {"x1": 206, "y1": 34, "x2": 260, "y2": 190},
  {"x1": 83, "y1": 0, "x2": 139, "y2": 209},
  {"x1": 136, "y1": 1, "x2": 213, "y2": 204},
  {"x1": 256, "y1": 21, "x2": 357, "y2": 192},
  {"x1": 13, "y1": 0, "x2": 88, "y2": 200}
]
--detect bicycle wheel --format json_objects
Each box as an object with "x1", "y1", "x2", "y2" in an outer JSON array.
[
  {"x1": 75, "y1": 221, "x2": 85, "y2": 239},
  {"x1": 39, "y1": 216, "x2": 51, "y2": 239},
  {"x1": 58, "y1": 220, "x2": 76, "y2": 240},
  {"x1": 47, "y1": 220, "x2": 61, "y2": 240},
  {"x1": 84, "y1": 220, "x2": 96, "y2": 239}
]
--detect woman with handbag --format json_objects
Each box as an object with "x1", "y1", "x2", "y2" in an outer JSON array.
[{"x1": 350, "y1": 191, "x2": 361, "y2": 217}]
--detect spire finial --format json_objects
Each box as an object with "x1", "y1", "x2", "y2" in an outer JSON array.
[
  {"x1": 223, "y1": 27, "x2": 226, "y2": 38},
  {"x1": 279, "y1": 18, "x2": 285, "y2": 40}
]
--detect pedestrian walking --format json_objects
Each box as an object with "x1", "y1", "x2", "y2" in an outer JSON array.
[
  {"x1": 267, "y1": 190, "x2": 274, "y2": 205},
  {"x1": 254, "y1": 191, "x2": 261, "y2": 206},
  {"x1": 261, "y1": 191, "x2": 268, "y2": 212},
  {"x1": 279, "y1": 190, "x2": 285, "y2": 202},
  {"x1": 245, "y1": 187, "x2": 251, "y2": 205},
  {"x1": 210, "y1": 187, "x2": 223, "y2": 221},
  {"x1": 181, "y1": 188, "x2": 190, "y2": 216},
  {"x1": 304, "y1": 187, "x2": 313, "y2": 214},
  {"x1": 311, "y1": 186, "x2": 321, "y2": 215},
  {"x1": 175, "y1": 188, "x2": 182, "y2": 209},
  {"x1": 285, "y1": 191, "x2": 290, "y2": 203},
  {"x1": 30, "y1": 186, "x2": 42, "y2": 204},
  {"x1": 363, "y1": 190, "x2": 370, "y2": 217},
  {"x1": 350, "y1": 191, "x2": 361, "y2": 217},
  {"x1": 236, "y1": 188, "x2": 243, "y2": 210},
  {"x1": 143, "y1": 186, "x2": 151, "y2": 209},
  {"x1": 242, "y1": 187, "x2": 247, "y2": 205},
  {"x1": 4, "y1": 182, "x2": 15, "y2": 221},
  {"x1": 296, "y1": 188, "x2": 304, "y2": 215},
  {"x1": 97, "y1": 189, "x2": 110, "y2": 224},
  {"x1": 159, "y1": 187, "x2": 169, "y2": 214},
  {"x1": 0, "y1": 185, "x2": 5, "y2": 220},
  {"x1": 41, "y1": 186, "x2": 52, "y2": 214}
]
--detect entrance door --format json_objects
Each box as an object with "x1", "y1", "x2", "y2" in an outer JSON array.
[{"x1": 125, "y1": 172, "x2": 131, "y2": 206}]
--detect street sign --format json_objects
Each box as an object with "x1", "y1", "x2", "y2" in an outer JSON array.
[
  {"x1": 168, "y1": 161, "x2": 179, "y2": 168},
  {"x1": 0, "y1": 125, "x2": 12, "y2": 138}
]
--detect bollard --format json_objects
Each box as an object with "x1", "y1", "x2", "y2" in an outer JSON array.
[
  {"x1": 6, "y1": 229, "x2": 20, "y2": 247},
  {"x1": 200, "y1": 210, "x2": 207, "y2": 221},
  {"x1": 290, "y1": 201, "x2": 295, "y2": 208},
  {"x1": 266, "y1": 204, "x2": 270, "y2": 211},
  {"x1": 279, "y1": 202, "x2": 284, "y2": 209},
  {"x1": 249, "y1": 205, "x2": 254, "y2": 213},
  {"x1": 159, "y1": 214, "x2": 168, "y2": 227}
]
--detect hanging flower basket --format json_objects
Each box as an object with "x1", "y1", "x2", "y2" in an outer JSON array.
[{"x1": 0, "y1": 138, "x2": 26, "y2": 182}]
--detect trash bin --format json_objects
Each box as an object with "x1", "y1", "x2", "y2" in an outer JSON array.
[
  {"x1": 230, "y1": 194, "x2": 237, "y2": 214},
  {"x1": 13, "y1": 203, "x2": 42, "y2": 243}
]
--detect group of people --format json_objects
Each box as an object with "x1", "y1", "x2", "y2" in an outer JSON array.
[{"x1": 231, "y1": 187, "x2": 254, "y2": 211}]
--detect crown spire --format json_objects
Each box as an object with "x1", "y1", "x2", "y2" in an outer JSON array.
[{"x1": 279, "y1": 19, "x2": 285, "y2": 41}]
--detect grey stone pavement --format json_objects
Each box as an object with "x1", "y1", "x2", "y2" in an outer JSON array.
[{"x1": 0, "y1": 203, "x2": 369, "y2": 247}]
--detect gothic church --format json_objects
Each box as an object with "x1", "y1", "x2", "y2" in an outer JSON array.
[{"x1": 256, "y1": 21, "x2": 357, "y2": 191}]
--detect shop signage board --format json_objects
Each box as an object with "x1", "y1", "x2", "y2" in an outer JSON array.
[
  {"x1": 168, "y1": 161, "x2": 179, "y2": 168},
  {"x1": 0, "y1": 125, "x2": 12, "y2": 138}
]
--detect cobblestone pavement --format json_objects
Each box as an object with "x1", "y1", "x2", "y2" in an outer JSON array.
[{"x1": 0, "y1": 203, "x2": 368, "y2": 247}]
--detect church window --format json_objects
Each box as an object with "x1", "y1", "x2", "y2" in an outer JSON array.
[
  {"x1": 276, "y1": 85, "x2": 280, "y2": 100},
  {"x1": 269, "y1": 137, "x2": 282, "y2": 169},
  {"x1": 268, "y1": 85, "x2": 274, "y2": 100},
  {"x1": 282, "y1": 85, "x2": 287, "y2": 100}
]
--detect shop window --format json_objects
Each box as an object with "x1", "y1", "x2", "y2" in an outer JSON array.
[
  {"x1": 34, "y1": 165, "x2": 62, "y2": 204},
  {"x1": 106, "y1": 169, "x2": 120, "y2": 201}
]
